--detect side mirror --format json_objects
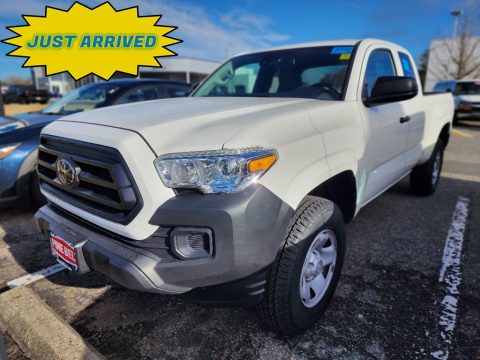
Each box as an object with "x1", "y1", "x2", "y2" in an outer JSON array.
[{"x1": 366, "y1": 76, "x2": 418, "y2": 107}]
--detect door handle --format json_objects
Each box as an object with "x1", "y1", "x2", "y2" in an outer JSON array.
[{"x1": 399, "y1": 116, "x2": 411, "y2": 124}]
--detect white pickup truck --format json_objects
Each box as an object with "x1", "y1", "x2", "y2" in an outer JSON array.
[{"x1": 35, "y1": 39, "x2": 453, "y2": 335}]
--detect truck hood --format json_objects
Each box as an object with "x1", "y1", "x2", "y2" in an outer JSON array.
[
  {"x1": 58, "y1": 97, "x2": 313, "y2": 155},
  {"x1": 456, "y1": 94, "x2": 480, "y2": 103}
]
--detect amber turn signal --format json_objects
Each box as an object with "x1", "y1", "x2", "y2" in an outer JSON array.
[{"x1": 248, "y1": 154, "x2": 277, "y2": 173}]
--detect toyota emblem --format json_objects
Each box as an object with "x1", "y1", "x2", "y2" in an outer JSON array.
[{"x1": 56, "y1": 157, "x2": 80, "y2": 188}]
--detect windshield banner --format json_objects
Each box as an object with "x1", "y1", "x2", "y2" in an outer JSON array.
[{"x1": 2, "y1": 2, "x2": 181, "y2": 80}]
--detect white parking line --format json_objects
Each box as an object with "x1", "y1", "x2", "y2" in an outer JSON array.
[
  {"x1": 431, "y1": 196, "x2": 470, "y2": 360},
  {"x1": 6, "y1": 263, "x2": 66, "y2": 289}
]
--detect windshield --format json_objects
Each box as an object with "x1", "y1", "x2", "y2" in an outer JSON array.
[
  {"x1": 193, "y1": 46, "x2": 354, "y2": 101},
  {"x1": 455, "y1": 81, "x2": 480, "y2": 95},
  {"x1": 42, "y1": 83, "x2": 122, "y2": 115}
]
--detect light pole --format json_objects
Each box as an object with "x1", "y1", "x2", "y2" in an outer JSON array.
[
  {"x1": 450, "y1": 10, "x2": 463, "y2": 40},
  {"x1": 448, "y1": 9, "x2": 463, "y2": 78}
]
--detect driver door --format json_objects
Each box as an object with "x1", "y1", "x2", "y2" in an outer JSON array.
[{"x1": 358, "y1": 47, "x2": 410, "y2": 205}]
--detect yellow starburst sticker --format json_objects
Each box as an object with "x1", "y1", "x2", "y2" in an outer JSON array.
[{"x1": 2, "y1": 2, "x2": 181, "y2": 80}]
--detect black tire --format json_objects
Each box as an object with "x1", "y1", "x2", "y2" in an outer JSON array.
[
  {"x1": 257, "y1": 196, "x2": 346, "y2": 335},
  {"x1": 453, "y1": 113, "x2": 459, "y2": 125},
  {"x1": 30, "y1": 172, "x2": 46, "y2": 208},
  {"x1": 410, "y1": 139, "x2": 444, "y2": 196}
]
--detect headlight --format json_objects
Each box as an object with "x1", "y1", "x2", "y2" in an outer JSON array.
[
  {"x1": 458, "y1": 101, "x2": 472, "y2": 111},
  {"x1": 155, "y1": 148, "x2": 277, "y2": 194},
  {"x1": 0, "y1": 143, "x2": 20, "y2": 159}
]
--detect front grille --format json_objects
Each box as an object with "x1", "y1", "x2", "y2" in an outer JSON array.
[{"x1": 38, "y1": 135, "x2": 142, "y2": 224}]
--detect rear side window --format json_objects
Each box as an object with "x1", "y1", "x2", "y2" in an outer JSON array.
[
  {"x1": 363, "y1": 49, "x2": 396, "y2": 97},
  {"x1": 399, "y1": 52, "x2": 416, "y2": 79}
]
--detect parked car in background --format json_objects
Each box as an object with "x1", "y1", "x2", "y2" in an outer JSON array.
[
  {"x1": 2, "y1": 85, "x2": 49, "y2": 104},
  {"x1": 35, "y1": 39, "x2": 453, "y2": 335},
  {"x1": 433, "y1": 79, "x2": 480, "y2": 121},
  {"x1": 0, "y1": 79, "x2": 191, "y2": 208}
]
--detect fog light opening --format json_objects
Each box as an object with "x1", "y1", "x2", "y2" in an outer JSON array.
[{"x1": 171, "y1": 227, "x2": 213, "y2": 260}]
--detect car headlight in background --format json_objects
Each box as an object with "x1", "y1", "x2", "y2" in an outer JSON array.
[
  {"x1": 155, "y1": 148, "x2": 278, "y2": 194},
  {"x1": 458, "y1": 101, "x2": 473, "y2": 111},
  {"x1": 0, "y1": 143, "x2": 20, "y2": 159}
]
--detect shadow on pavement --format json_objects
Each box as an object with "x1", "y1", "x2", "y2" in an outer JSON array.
[
  {"x1": 0, "y1": 206, "x2": 109, "y2": 290},
  {"x1": 0, "y1": 206, "x2": 53, "y2": 275}
]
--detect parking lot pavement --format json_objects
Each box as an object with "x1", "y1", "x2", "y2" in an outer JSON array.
[
  {"x1": 1, "y1": 122, "x2": 479, "y2": 360},
  {"x1": 0, "y1": 208, "x2": 54, "y2": 289},
  {"x1": 3, "y1": 103, "x2": 47, "y2": 116}
]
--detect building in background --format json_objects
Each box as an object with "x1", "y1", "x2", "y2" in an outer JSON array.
[
  {"x1": 31, "y1": 67, "x2": 74, "y2": 95},
  {"x1": 31, "y1": 57, "x2": 221, "y2": 95},
  {"x1": 425, "y1": 36, "x2": 480, "y2": 91}
]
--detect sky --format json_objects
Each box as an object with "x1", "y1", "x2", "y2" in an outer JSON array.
[{"x1": 0, "y1": 0, "x2": 475, "y2": 80}]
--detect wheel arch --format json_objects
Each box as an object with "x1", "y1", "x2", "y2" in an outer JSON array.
[
  {"x1": 307, "y1": 170, "x2": 357, "y2": 223},
  {"x1": 439, "y1": 123, "x2": 451, "y2": 147}
]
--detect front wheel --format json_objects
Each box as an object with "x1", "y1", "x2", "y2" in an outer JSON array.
[
  {"x1": 30, "y1": 172, "x2": 46, "y2": 208},
  {"x1": 410, "y1": 139, "x2": 444, "y2": 196},
  {"x1": 257, "y1": 196, "x2": 346, "y2": 335}
]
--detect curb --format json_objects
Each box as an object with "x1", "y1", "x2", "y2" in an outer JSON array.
[{"x1": 0, "y1": 287, "x2": 103, "y2": 360}]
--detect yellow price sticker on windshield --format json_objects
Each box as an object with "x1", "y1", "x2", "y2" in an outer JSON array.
[
  {"x1": 2, "y1": 2, "x2": 181, "y2": 80},
  {"x1": 339, "y1": 53, "x2": 351, "y2": 60}
]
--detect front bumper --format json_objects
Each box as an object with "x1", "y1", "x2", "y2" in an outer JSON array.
[
  {"x1": 0, "y1": 146, "x2": 37, "y2": 207},
  {"x1": 35, "y1": 185, "x2": 293, "y2": 296}
]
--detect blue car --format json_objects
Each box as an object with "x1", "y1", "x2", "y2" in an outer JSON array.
[{"x1": 0, "y1": 79, "x2": 191, "y2": 207}]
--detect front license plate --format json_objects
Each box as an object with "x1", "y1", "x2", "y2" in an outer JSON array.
[{"x1": 50, "y1": 232, "x2": 78, "y2": 271}]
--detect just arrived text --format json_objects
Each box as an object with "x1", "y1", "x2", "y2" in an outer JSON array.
[{"x1": 26, "y1": 34, "x2": 157, "y2": 49}]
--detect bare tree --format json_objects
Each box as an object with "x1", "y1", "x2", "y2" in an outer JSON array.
[
  {"x1": 2, "y1": 76, "x2": 32, "y2": 86},
  {"x1": 430, "y1": 1, "x2": 480, "y2": 80}
]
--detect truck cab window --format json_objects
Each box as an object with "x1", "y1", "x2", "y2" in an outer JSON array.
[{"x1": 363, "y1": 49, "x2": 396, "y2": 98}]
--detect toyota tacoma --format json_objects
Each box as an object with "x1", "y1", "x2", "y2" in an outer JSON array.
[{"x1": 35, "y1": 39, "x2": 454, "y2": 334}]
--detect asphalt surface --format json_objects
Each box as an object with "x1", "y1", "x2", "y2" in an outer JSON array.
[{"x1": 1, "y1": 121, "x2": 479, "y2": 360}]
